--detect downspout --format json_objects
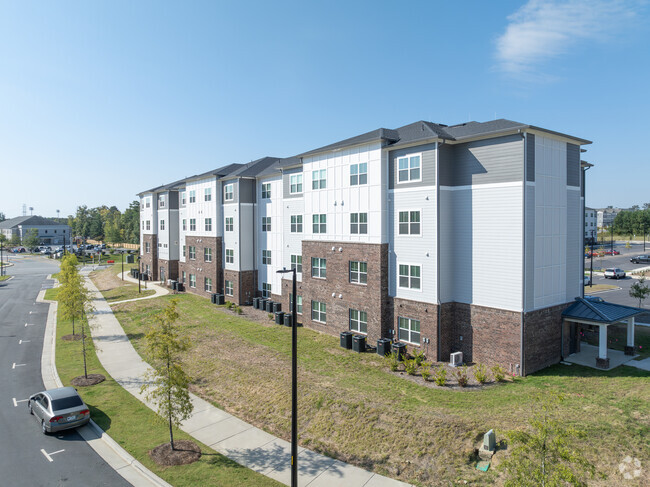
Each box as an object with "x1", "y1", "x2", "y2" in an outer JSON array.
[
  {"x1": 520, "y1": 130, "x2": 526, "y2": 377},
  {"x1": 238, "y1": 179, "x2": 242, "y2": 302},
  {"x1": 436, "y1": 140, "x2": 442, "y2": 360}
]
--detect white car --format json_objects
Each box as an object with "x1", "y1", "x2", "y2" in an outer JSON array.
[
  {"x1": 604, "y1": 268, "x2": 625, "y2": 279},
  {"x1": 583, "y1": 275, "x2": 591, "y2": 286}
]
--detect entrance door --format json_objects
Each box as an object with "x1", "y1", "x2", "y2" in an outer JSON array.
[
  {"x1": 569, "y1": 322, "x2": 577, "y2": 354},
  {"x1": 160, "y1": 266, "x2": 165, "y2": 283}
]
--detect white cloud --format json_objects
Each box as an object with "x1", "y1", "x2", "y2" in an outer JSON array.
[{"x1": 496, "y1": 0, "x2": 640, "y2": 79}]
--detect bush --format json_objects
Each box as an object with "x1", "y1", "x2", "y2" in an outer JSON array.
[
  {"x1": 225, "y1": 301, "x2": 233, "y2": 309},
  {"x1": 412, "y1": 348, "x2": 426, "y2": 366},
  {"x1": 473, "y1": 363, "x2": 489, "y2": 384},
  {"x1": 404, "y1": 358, "x2": 419, "y2": 376},
  {"x1": 235, "y1": 306, "x2": 243, "y2": 315},
  {"x1": 433, "y1": 365, "x2": 447, "y2": 386},
  {"x1": 454, "y1": 365, "x2": 469, "y2": 387},
  {"x1": 384, "y1": 351, "x2": 400, "y2": 372},
  {"x1": 421, "y1": 362, "x2": 432, "y2": 381},
  {"x1": 491, "y1": 365, "x2": 506, "y2": 382},
  {"x1": 268, "y1": 313, "x2": 274, "y2": 320}
]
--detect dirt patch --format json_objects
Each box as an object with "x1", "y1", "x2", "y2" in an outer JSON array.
[
  {"x1": 149, "y1": 440, "x2": 201, "y2": 466},
  {"x1": 71, "y1": 374, "x2": 106, "y2": 386},
  {"x1": 62, "y1": 334, "x2": 82, "y2": 341}
]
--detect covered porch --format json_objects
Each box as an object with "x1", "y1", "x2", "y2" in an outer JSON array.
[{"x1": 562, "y1": 298, "x2": 645, "y2": 369}]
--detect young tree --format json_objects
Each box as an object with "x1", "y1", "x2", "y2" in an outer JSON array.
[
  {"x1": 10, "y1": 233, "x2": 21, "y2": 246},
  {"x1": 23, "y1": 229, "x2": 40, "y2": 248},
  {"x1": 502, "y1": 394, "x2": 596, "y2": 486},
  {"x1": 141, "y1": 299, "x2": 193, "y2": 450},
  {"x1": 629, "y1": 277, "x2": 650, "y2": 308}
]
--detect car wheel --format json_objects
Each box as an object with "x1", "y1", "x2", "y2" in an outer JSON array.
[
  {"x1": 28, "y1": 402, "x2": 33, "y2": 415},
  {"x1": 41, "y1": 420, "x2": 48, "y2": 435}
]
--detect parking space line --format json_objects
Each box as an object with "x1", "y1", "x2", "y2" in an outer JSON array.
[
  {"x1": 25, "y1": 323, "x2": 35, "y2": 327},
  {"x1": 41, "y1": 448, "x2": 65, "y2": 462},
  {"x1": 12, "y1": 363, "x2": 26, "y2": 369},
  {"x1": 13, "y1": 398, "x2": 28, "y2": 407},
  {"x1": 19, "y1": 339, "x2": 31, "y2": 344}
]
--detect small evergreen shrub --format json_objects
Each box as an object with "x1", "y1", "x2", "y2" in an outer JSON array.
[
  {"x1": 454, "y1": 365, "x2": 469, "y2": 387},
  {"x1": 385, "y1": 351, "x2": 400, "y2": 372},
  {"x1": 473, "y1": 363, "x2": 489, "y2": 384},
  {"x1": 412, "y1": 348, "x2": 426, "y2": 366},
  {"x1": 433, "y1": 365, "x2": 447, "y2": 386},
  {"x1": 404, "y1": 358, "x2": 418, "y2": 376},
  {"x1": 225, "y1": 301, "x2": 233, "y2": 309},
  {"x1": 268, "y1": 313, "x2": 274, "y2": 320},
  {"x1": 421, "y1": 362, "x2": 432, "y2": 381},
  {"x1": 491, "y1": 365, "x2": 506, "y2": 382},
  {"x1": 235, "y1": 306, "x2": 243, "y2": 315}
]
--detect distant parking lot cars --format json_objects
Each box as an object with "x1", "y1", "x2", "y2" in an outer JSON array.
[
  {"x1": 604, "y1": 268, "x2": 626, "y2": 279},
  {"x1": 603, "y1": 249, "x2": 620, "y2": 255},
  {"x1": 11, "y1": 247, "x2": 26, "y2": 253},
  {"x1": 630, "y1": 255, "x2": 650, "y2": 264},
  {"x1": 28, "y1": 387, "x2": 90, "y2": 434},
  {"x1": 584, "y1": 295, "x2": 604, "y2": 303}
]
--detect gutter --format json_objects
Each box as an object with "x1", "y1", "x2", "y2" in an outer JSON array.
[{"x1": 520, "y1": 130, "x2": 526, "y2": 377}]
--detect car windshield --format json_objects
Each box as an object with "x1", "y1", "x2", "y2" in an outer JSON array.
[{"x1": 51, "y1": 396, "x2": 83, "y2": 411}]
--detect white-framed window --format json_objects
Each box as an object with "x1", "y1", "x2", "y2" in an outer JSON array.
[
  {"x1": 397, "y1": 154, "x2": 421, "y2": 183},
  {"x1": 204, "y1": 247, "x2": 212, "y2": 262},
  {"x1": 262, "y1": 250, "x2": 272, "y2": 265},
  {"x1": 189, "y1": 218, "x2": 196, "y2": 231},
  {"x1": 181, "y1": 271, "x2": 186, "y2": 283},
  {"x1": 291, "y1": 215, "x2": 303, "y2": 233},
  {"x1": 145, "y1": 197, "x2": 151, "y2": 208},
  {"x1": 158, "y1": 194, "x2": 166, "y2": 208},
  {"x1": 291, "y1": 254, "x2": 302, "y2": 273},
  {"x1": 312, "y1": 169, "x2": 326, "y2": 190},
  {"x1": 205, "y1": 218, "x2": 212, "y2": 232},
  {"x1": 204, "y1": 187, "x2": 212, "y2": 201},
  {"x1": 182, "y1": 245, "x2": 186, "y2": 257},
  {"x1": 145, "y1": 242, "x2": 151, "y2": 253},
  {"x1": 224, "y1": 183, "x2": 234, "y2": 201},
  {"x1": 189, "y1": 274, "x2": 196, "y2": 288},
  {"x1": 398, "y1": 264, "x2": 421, "y2": 290},
  {"x1": 181, "y1": 191, "x2": 186, "y2": 205},
  {"x1": 188, "y1": 246, "x2": 196, "y2": 260},
  {"x1": 399, "y1": 211, "x2": 421, "y2": 235},
  {"x1": 349, "y1": 261, "x2": 367, "y2": 284},
  {"x1": 225, "y1": 217, "x2": 233, "y2": 232},
  {"x1": 350, "y1": 213, "x2": 367, "y2": 234},
  {"x1": 289, "y1": 293, "x2": 303, "y2": 314},
  {"x1": 313, "y1": 214, "x2": 326, "y2": 233},
  {"x1": 311, "y1": 257, "x2": 326, "y2": 279},
  {"x1": 142, "y1": 221, "x2": 144, "y2": 229},
  {"x1": 182, "y1": 219, "x2": 187, "y2": 231},
  {"x1": 189, "y1": 190, "x2": 196, "y2": 203},
  {"x1": 160, "y1": 219, "x2": 165, "y2": 231},
  {"x1": 398, "y1": 317, "x2": 421, "y2": 344},
  {"x1": 262, "y1": 217, "x2": 271, "y2": 232},
  {"x1": 350, "y1": 163, "x2": 368, "y2": 186},
  {"x1": 311, "y1": 300, "x2": 326, "y2": 323},
  {"x1": 225, "y1": 280, "x2": 233, "y2": 296},
  {"x1": 146, "y1": 220, "x2": 151, "y2": 231},
  {"x1": 204, "y1": 277, "x2": 212, "y2": 292},
  {"x1": 349, "y1": 309, "x2": 368, "y2": 334},
  {"x1": 262, "y1": 183, "x2": 271, "y2": 199},
  {"x1": 290, "y1": 174, "x2": 303, "y2": 194},
  {"x1": 145, "y1": 264, "x2": 151, "y2": 274},
  {"x1": 262, "y1": 282, "x2": 272, "y2": 298},
  {"x1": 225, "y1": 248, "x2": 234, "y2": 264}
]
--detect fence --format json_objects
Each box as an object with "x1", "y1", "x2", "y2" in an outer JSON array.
[{"x1": 85, "y1": 239, "x2": 140, "y2": 250}]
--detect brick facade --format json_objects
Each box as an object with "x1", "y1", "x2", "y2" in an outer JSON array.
[
  {"x1": 157, "y1": 259, "x2": 179, "y2": 283},
  {"x1": 393, "y1": 298, "x2": 438, "y2": 360},
  {"x1": 223, "y1": 269, "x2": 257, "y2": 305},
  {"x1": 178, "y1": 236, "x2": 222, "y2": 298},
  {"x1": 141, "y1": 234, "x2": 158, "y2": 280},
  {"x1": 280, "y1": 279, "x2": 305, "y2": 324},
  {"x1": 523, "y1": 302, "x2": 569, "y2": 375}
]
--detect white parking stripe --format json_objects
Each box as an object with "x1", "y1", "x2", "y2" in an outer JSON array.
[
  {"x1": 13, "y1": 398, "x2": 27, "y2": 407},
  {"x1": 19, "y1": 339, "x2": 31, "y2": 344},
  {"x1": 12, "y1": 363, "x2": 26, "y2": 369},
  {"x1": 25, "y1": 323, "x2": 35, "y2": 327}
]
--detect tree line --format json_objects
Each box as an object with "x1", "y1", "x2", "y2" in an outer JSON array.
[
  {"x1": 64, "y1": 202, "x2": 140, "y2": 244},
  {"x1": 612, "y1": 206, "x2": 650, "y2": 237}
]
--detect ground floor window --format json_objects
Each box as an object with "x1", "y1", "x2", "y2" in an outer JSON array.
[
  {"x1": 189, "y1": 274, "x2": 196, "y2": 288},
  {"x1": 262, "y1": 282, "x2": 271, "y2": 298},
  {"x1": 225, "y1": 279, "x2": 233, "y2": 296},
  {"x1": 311, "y1": 300, "x2": 326, "y2": 323},
  {"x1": 398, "y1": 317, "x2": 420, "y2": 345},
  {"x1": 349, "y1": 309, "x2": 367, "y2": 334},
  {"x1": 205, "y1": 277, "x2": 212, "y2": 292},
  {"x1": 289, "y1": 293, "x2": 303, "y2": 314}
]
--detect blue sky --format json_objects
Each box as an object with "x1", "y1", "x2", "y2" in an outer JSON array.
[{"x1": 1, "y1": 0, "x2": 648, "y2": 218}]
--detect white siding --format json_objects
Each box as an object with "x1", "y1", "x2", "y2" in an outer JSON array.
[
  {"x1": 223, "y1": 204, "x2": 239, "y2": 271},
  {"x1": 256, "y1": 175, "x2": 284, "y2": 293},
  {"x1": 282, "y1": 196, "x2": 305, "y2": 283},
  {"x1": 185, "y1": 178, "x2": 218, "y2": 239}
]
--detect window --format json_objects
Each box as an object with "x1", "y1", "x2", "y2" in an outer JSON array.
[
  {"x1": 398, "y1": 317, "x2": 421, "y2": 344},
  {"x1": 262, "y1": 250, "x2": 272, "y2": 265},
  {"x1": 204, "y1": 247, "x2": 212, "y2": 262},
  {"x1": 350, "y1": 163, "x2": 368, "y2": 185},
  {"x1": 189, "y1": 246, "x2": 196, "y2": 260},
  {"x1": 399, "y1": 264, "x2": 421, "y2": 289},
  {"x1": 204, "y1": 187, "x2": 212, "y2": 201},
  {"x1": 226, "y1": 249, "x2": 234, "y2": 264},
  {"x1": 145, "y1": 197, "x2": 151, "y2": 208},
  {"x1": 145, "y1": 242, "x2": 151, "y2": 253},
  {"x1": 262, "y1": 282, "x2": 272, "y2": 298},
  {"x1": 349, "y1": 309, "x2": 368, "y2": 334},
  {"x1": 349, "y1": 261, "x2": 367, "y2": 284},
  {"x1": 262, "y1": 183, "x2": 271, "y2": 199},
  {"x1": 224, "y1": 183, "x2": 234, "y2": 201},
  {"x1": 160, "y1": 220, "x2": 165, "y2": 230},
  {"x1": 225, "y1": 280, "x2": 233, "y2": 296},
  {"x1": 262, "y1": 217, "x2": 271, "y2": 232},
  {"x1": 205, "y1": 277, "x2": 212, "y2": 292},
  {"x1": 397, "y1": 155, "x2": 421, "y2": 182},
  {"x1": 145, "y1": 265, "x2": 151, "y2": 275},
  {"x1": 312, "y1": 169, "x2": 326, "y2": 189},
  {"x1": 290, "y1": 174, "x2": 303, "y2": 194},
  {"x1": 291, "y1": 215, "x2": 303, "y2": 233},
  {"x1": 182, "y1": 219, "x2": 187, "y2": 231},
  {"x1": 181, "y1": 191, "x2": 186, "y2": 205},
  {"x1": 159, "y1": 194, "x2": 166, "y2": 208},
  {"x1": 189, "y1": 190, "x2": 196, "y2": 203},
  {"x1": 225, "y1": 217, "x2": 233, "y2": 231},
  {"x1": 399, "y1": 211, "x2": 421, "y2": 235},
  {"x1": 350, "y1": 213, "x2": 368, "y2": 234},
  {"x1": 205, "y1": 218, "x2": 212, "y2": 232},
  {"x1": 182, "y1": 245, "x2": 186, "y2": 257},
  {"x1": 311, "y1": 257, "x2": 326, "y2": 279},
  {"x1": 189, "y1": 218, "x2": 196, "y2": 231},
  {"x1": 311, "y1": 301, "x2": 326, "y2": 323},
  {"x1": 189, "y1": 274, "x2": 196, "y2": 288},
  {"x1": 142, "y1": 221, "x2": 144, "y2": 229},
  {"x1": 291, "y1": 254, "x2": 302, "y2": 273},
  {"x1": 146, "y1": 220, "x2": 151, "y2": 231},
  {"x1": 289, "y1": 294, "x2": 303, "y2": 314},
  {"x1": 313, "y1": 214, "x2": 326, "y2": 233},
  {"x1": 181, "y1": 271, "x2": 186, "y2": 283}
]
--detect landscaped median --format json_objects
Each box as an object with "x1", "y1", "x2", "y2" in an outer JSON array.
[{"x1": 44, "y1": 285, "x2": 280, "y2": 487}]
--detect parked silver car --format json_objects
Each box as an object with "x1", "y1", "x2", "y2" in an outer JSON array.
[
  {"x1": 604, "y1": 268, "x2": 626, "y2": 279},
  {"x1": 28, "y1": 387, "x2": 90, "y2": 434}
]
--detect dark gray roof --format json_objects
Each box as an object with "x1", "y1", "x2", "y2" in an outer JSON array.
[
  {"x1": 562, "y1": 298, "x2": 645, "y2": 324},
  {"x1": 299, "y1": 128, "x2": 400, "y2": 157},
  {"x1": 0, "y1": 215, "x2": 66, "y2": 229},
  {"x1": 225, "y1": 157, "x2": 280, "y2": 178}
]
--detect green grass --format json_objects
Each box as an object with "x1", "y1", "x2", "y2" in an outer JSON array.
[
  {"x1": 0, "y1": 275, "x2": 10, "y2": 281},
  {"x1": 582, "y1": 323, "x2": 650, "y2": 359},
  {"x1": 103, "y1": 285, "x2": 156, "y2": 302},
  {"x1": 109, "y1": 293, "x2": 650, "y2": 486},
  {"x1": 46, "y1": 287, "x2": 280, "y2": 487}
]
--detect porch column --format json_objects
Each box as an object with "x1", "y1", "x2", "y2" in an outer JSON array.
[
  {"x1": 596, "y1": 324, "x2": 610, "y2": 369},
  {"x1": 625, "y1": 317, "x2": 635, "y2": 355}
]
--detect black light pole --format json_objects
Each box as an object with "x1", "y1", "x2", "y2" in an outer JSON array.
[
  {"x1": 121, "y1": 251, "x2": 124, "y2": 281},
  {"x1": 610, "y1": 224, "x2": 614, "y2": 254},
  {"x1": 276, "y1": 267, "x2": 298, "y2": 487},
  {"x1": 137, "y1": 256, "x2": 141, "y2": 293},
  {"x1": 590, "y1": 230, "x2": 595, "y2": 287},
  {"x1": 0, "y1": 240, "x2": 4, "y2": 277},
  {"x1": 644, "y1": 224, "x2": 647, "y2": 253}
]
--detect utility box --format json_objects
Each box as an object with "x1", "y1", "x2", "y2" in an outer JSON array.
[
  {"x1": 483, "y1": 430, "x2": 496, "y2": 452},
  {"x1": 272, "y1": 302, "x2": 282, "y2": 313},
  {"x1": 340, "y1": 331, "x2": 353, "y2": 350},
  {"x1": 211, "y1": 293, "x2": 218, "y2": 304},
  {"x1": 377, "y1": 338, "x2": 392, "y2": 357},
  {"x1": 266, "y1": 300, "x2": 274, "y2": 313},
  {"x1": 352, "y1": 335, "x2": 366, "y2": 353},
  {"x1": 275, "y1": 311, "x2": 285, "y2": 324},
  {"x1": 176, "y1": 282, "x2": 184, "y2": 292},
  {"x1": 126, "y1": 255, "x2": 135, "y2": 264},
  {"x1": 252, "y1": 297, "x2": 259, "y2": 309},
  {"x1": 392, "y1": 342, "x2": 407, "y2": 361},
  {"x1": 284, "y1": 313, "x2": 292, "y2": 327},
  {"x1": 450, "y1": 352, "x2": 463, "y2": 367},
  {"x1": 215, "y1": 294, "x2": 225, "y2": 305}
]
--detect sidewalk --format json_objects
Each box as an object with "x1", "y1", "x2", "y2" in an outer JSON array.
[{"x1": 83, "y1": 273, "x2": 412, "y2": 487}]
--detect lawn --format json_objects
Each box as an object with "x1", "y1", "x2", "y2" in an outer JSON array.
[
  {"x1": 90, "y1": 262, "x2": 155, "y2": 302},
  {"x1": 107, "y1": 293, "x2": 650, "y2": 486},
  {"x1": 0, "y1": 274, "x2": 11, "y2": 281},
  {"x1": 44, "y1": 286, "x2": 280, "y2": 487}
]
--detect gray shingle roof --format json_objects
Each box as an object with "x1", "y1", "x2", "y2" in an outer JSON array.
[
  {"x1": 299, "y1": 128, "x2": 400, "y2": 157},
  {"x1": 562, "y1": 298, "x2": 645, "y2": 324},
  {"x1": 0, "y1": 216, "x2": 65, "y2": 229}
]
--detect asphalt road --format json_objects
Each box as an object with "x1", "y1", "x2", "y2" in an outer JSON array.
[{"x1": 0, "y1": 255, "x2": 131, "y2": 487}]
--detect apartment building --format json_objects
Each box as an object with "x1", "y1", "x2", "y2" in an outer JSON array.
[
  {"x1": 584, "y1": 207, "x2": 597, "y2": 240},
  {"x1": 139, "y1": 119, "x2": 591, "y2": 375}
]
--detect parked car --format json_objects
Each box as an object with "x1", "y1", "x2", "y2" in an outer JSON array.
[
  {"x1": 583, "y1": 275, "x2": 591, "y2": 286},
  {"x1": 28, "y1": 387, "x2": 90, "y2": 434},
  {"x1": 630, "y1": 255, "x2": 650, "y2": 264},
  {"x1": 584, "y1": 295, "x2": 604, "y2": 303},
  {"x1": 604, "y1": 268, "x2": 626, "y2": 279},
  {"x1": 603, "y1": 250, "x2": 620, "y2": 255}
]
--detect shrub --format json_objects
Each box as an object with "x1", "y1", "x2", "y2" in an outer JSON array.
[
  {"x1": 433, "y1": 365, "x2": 447, "y2": 386},
  {"x1": 404, "y1": 358, "x2": 418, "y2": 376},
  {"x1": 473, "y1": 363, "x2": 489, "y2": 384},
  {"x1": 454, "y1": 365, "x2": 469, "y2": 387},
  {"x1": 421, "y1": 362, "x2": 432, "y2": 381},
  {"x1": 225, "y1": 301, "x2": 233, "y2": 309},
  {"x1": 268, "y1": 313, "x2": 274, "y2": 320},
  {"x1": 412, "y1": 348, "x2": 426, "y2": 366},
  {"x1": 235, "y1": 306, "x2": 243, "y2": 315},
  {"x1": 491, "y1": 365, "x2": 506, "y2": 382},
  {"x1": 384, "y1": 351, "x2": 400, "y2": 372}
]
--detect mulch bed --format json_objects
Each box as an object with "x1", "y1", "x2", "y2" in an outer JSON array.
[
  {"x1": 71, "y1": 374, "x2": 106, "y2": 386},
  {"x1": 149, "y1": 440, "x2": 201, "y2": 466},
  {"x1": 62, "y1": 334, "x2": 82, "y2": 341}
]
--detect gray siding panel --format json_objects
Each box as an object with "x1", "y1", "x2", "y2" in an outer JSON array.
[
  {"x1": 437, "y1": 144, "x2": 454, "y2": 187},
  {"x1": 240, "y1": 179, "x2": 256, "y2": 204},
  {"x1": 567, "y1": 143, "x2": 580, "y2": 187},
  {"x1": 566, "y1": 190, "x2": 581, "y2": 298},
  {"x1": 388, "y1": 143, "x2": 436, "y2": 189},
  {"x1": 282, "y1": 166, "x2": 303, "y2": 199},
  {"x1": 526, "y1": 133, "x2": 535, "y2": 182},
  {"x1": 169, "y1": 191, "x2": 179, "y2": 210},
  {"x1": 221, "y1": 180, "x2": 239, "y2": 204}
]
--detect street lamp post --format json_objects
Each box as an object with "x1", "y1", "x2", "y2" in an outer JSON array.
[
  {"x1": 610, "y1": 224, "x2": 614, "y2": 254},
  {"x1": 137, "y1": 256, "x2": 141, "y2": 294},
  {"x1": 276, "y1": 267, "x2": 298, "y2": 487},
  {"x1": 644, "y1": 224, "x2": 647, "y2": 253},
  {"x1": 0, "y1": 241, "x2": 4, "y2": 277},
  {"x1": 121, "y1": 251, "x2": 124, "y2": 281},
  {"x1": 590, "y1": 230, "x2": 595, "y2": 287}
]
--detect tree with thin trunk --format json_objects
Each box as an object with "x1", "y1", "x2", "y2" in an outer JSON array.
[
  {"x1": 140, "y1": 299, "x2": 193, "y2": 450},
  {"x1": 630, "y1": 277, "x2": 650, "y2": 308}
]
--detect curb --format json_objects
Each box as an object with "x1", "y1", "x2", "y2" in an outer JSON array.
[{"x1": 38, "y1": 276, "x2": 172, "y2": 487}]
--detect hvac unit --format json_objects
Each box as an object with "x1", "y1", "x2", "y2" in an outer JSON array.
[{"x1": 450, "y1": 352, "x2": 463, "y2": 367}]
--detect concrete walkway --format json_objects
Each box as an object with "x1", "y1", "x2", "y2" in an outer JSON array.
[
  {"x1": 83, "y1": 272, "x2": 411, "y2": 487},
  {"x1": 625, "y1": 357, "x2": 650, "y2": 372},
  {"x1": 565, "y1": 343, "x2": 639, "y2": 370}
]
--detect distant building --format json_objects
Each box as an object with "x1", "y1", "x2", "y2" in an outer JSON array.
[
  {"x1": 584, "y1": 207, "x2": 597, "y2": 240},
  {"x1": 0, "y1": 216, "x2": 71, "y2": 245},
  {"x1": 596, "y1": 207, "x2": 631, "y2": 229}
]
